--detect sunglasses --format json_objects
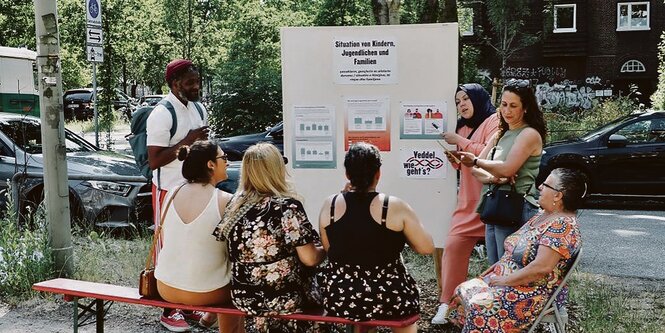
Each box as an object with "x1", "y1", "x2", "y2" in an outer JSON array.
[
  {"x1": 505, "y1": 79, "x2": 530, "y2": 89},
  {"x1": 541, "y1": 182, "x2": 562, "y2": 192},
  {"x1": 216, "y1": 154, "x2": 228, "y2": 162}
]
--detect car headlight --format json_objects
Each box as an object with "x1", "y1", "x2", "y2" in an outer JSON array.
[{"x1": 82, "y1": 181, "x2": 132, "y2": 196}]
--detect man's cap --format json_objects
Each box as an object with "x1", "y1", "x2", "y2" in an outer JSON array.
[{"x1": 165, "y1": 59, "x2": 193, "y2": 83}]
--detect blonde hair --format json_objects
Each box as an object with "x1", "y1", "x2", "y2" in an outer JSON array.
[{"x1": 231, "y1": 143, "x2": 298, "y2": 210}]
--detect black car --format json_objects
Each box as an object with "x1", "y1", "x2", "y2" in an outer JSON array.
[
  {"x1": 63, "y1": 88, "x2": 135, "y2": 121},
  {"x1": 0, "y1": 113, "x2": 152, "y2": 228},
  {"x1": 216, "y1": 122, "x2": 284, "y2": 161},
  {"x1": 538, "y1": 111, "x2": 665, "y2": 196}
]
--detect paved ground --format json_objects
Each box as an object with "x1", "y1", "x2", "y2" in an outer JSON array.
[{"x1": 577, "y1": 207, "x2": 665, "y2": 280}]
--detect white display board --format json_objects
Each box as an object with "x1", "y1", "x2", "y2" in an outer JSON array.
[{"x1": 281, "y1": 24, "x2": 458, "y2": 247}]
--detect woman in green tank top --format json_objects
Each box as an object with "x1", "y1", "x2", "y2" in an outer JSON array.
[{"x1": 454, "y1": 79, "x2": 547, "y2": 264}]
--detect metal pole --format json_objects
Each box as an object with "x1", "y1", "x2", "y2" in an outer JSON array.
[
  {"x1": 93, "y1": 62, "x2": 99, "y2": 147},
  {"x1": 33, "y1": 0, "x2": 73, "y2": 277}
]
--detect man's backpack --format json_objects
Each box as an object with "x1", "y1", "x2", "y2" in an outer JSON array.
[{"x1": 127, "y1": 99, "x2": 204, "y2": 181}]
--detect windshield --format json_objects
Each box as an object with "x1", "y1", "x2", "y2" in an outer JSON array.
[
  {"x1": 64, "y1": 92, "x2": 92, "y2": 101},
  {"x1": 579, "y1": 114, "x2": 635, "y2": 141},
  {"x1": 0, "y1": 118, "x2": 97, "y2": 154}
]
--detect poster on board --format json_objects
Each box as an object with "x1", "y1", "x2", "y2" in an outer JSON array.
[
  {"x1": 344, "y1": 97, "x2": 391, "y2": 151},
  {"x1": 292, "y1": 105, "x2": 336, "y2": 169},
  {"x1": 400, "y1": 101, "x2": 447, "y2": 139},
  {"x1": 333, "y1": 38, "x2": 398, "y2": 85},
  {"x1": 399, "y1": 148, "x2": 447, "y2": 179}
]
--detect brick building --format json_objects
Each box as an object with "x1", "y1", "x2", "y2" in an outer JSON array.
[{"x1": 463, "y1": 0, "x2": 665, "y2": 109}]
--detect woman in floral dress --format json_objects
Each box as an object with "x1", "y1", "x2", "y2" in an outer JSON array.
[
  {"x1": 213, "y1": 143, "x2": 325, "y2": 333},
  {"x1": 447, "y1": 168, "x2": 586, "y2": 333}
]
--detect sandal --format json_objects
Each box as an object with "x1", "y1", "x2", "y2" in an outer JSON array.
[{"x1": 198, "y1": 315, "x2": 219, "y2": 329}]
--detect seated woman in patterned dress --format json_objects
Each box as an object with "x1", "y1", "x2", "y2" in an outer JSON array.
[
  {"x1": 447, "y1": 168, "x2": 586, "y2": 333},
  {"x1": 212, "y1": 143, "x2": 325, "y2": 333},
  {"x1": 318, "y1": 142, "x2": 434, "y2": 333}
]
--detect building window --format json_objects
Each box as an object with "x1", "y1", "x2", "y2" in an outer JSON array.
[
  {"x1": 620, "y1": 60, "x2": 646, "y2": 73},
  {"x1": 458, "y1": 7, "x2": 474, "y2": 36},
  {"x1": 554, "y1": 4, "x2": 577, "y2": 33},
  {"x1": 617, "y1": 2, "x2": 650, "y2": 31}
]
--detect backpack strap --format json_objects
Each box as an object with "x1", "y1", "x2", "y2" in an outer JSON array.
[
  {"x1": 156, "y1": 100, "x2": 178, "y2": 139},
  {"x1": 192, "y1": 102, "x2": 204, "y2": 121},
  {"x1": 329, "y1": 194, "x2": 339, "y2": 224},
  {"x1": 380, "y1": 194, "x2": 390, "y2": 227}
]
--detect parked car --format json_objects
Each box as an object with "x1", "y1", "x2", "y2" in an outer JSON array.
[
  {"x1": 538, "y1": 111, "x2": 665, "y2": 196},
  {"x1": 216, "y1": 121, "x2": 284, "y2": 161},
  {"x1": 63, "y1": 88, "x2": 136, "y2": 121},
  {"x1": 137, "y1": 94, "x2": 166, "y2": 107},
  {"x1": 0, "y1": 113, "x2": 152, "y2": 228}
]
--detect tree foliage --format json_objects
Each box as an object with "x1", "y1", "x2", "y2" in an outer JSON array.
[
  {"x1": 483, "y1": 0, "x2": 539, "y2": 73},
  {"x1": 652, "y1": 31, "x2": 665, "y2": 110}
]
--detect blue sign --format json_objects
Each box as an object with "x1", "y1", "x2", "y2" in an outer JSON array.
[{"x1": 88, "y1": 0, "x2": 99, "y2": 18}]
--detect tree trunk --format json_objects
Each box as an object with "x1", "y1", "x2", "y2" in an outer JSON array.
[
  {"x1": 440, "y1": 0, "x2": 457, "y2": 23},
  {"x1": 372, "y1": 0, "x2": 399, "y2": 25},
  {"x1": 421, "y1": 0, "x2": 439, "y2": 23}
]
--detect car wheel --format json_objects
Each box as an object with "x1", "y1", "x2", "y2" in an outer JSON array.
[{"x1": 20, "y1": 186, "x2": 85, "y2": 230}]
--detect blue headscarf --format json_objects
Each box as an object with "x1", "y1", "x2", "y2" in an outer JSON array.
[{"x1": 455, "y1": 83, "x2": 496, "y2": 131}]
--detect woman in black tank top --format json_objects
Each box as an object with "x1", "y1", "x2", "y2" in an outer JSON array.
[{"x1": 318, "y1": 142, "x2": 434, "y2": 332}]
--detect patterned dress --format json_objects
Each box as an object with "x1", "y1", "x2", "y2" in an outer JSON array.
[
  {"x1": 213, "y1": 196, "x2": 321, "y2": 333},
  {"x1": 448, "y1": 213, "x2": 581, "y2": 333},
  {"x1": 323, "y1": 192, "x2": 420, "y2": 321}
]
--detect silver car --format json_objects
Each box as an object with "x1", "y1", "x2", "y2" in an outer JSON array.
[{"x1": 0, "y1": 113, "x2": 152, "y2": 228}]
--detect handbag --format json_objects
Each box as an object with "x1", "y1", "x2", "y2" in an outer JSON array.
[
  {"x1": 139, "y1": 184, "x2": 184, "y2": 298},
  {"x1": 479, "y1": 183, "x2": 525, "y2": 226}
]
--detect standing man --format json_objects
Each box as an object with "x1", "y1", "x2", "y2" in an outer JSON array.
[{"x1": 146, "y1": 59, "x2": 211, "y2": 332}]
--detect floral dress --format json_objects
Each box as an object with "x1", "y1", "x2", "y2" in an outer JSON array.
[
  {"x1": 448, "y1": 213, "x2": 581, "y2": 333},
  {"x1": 213, "y1": 196, "x2": 321, "y2": 333}
]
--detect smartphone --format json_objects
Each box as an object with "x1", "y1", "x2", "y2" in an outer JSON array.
[{"x1": 432, "y1": 123, "x2": 461, "y2": 164}]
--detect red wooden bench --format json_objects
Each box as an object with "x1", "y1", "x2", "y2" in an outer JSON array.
[{"x1": 33, "y1": 278, "x2": 419, "y2": 333}]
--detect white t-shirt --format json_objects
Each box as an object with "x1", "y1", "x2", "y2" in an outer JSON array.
[
  {"x1": 154, "y1": 189, "x2": 231, "y2": 292},
  {"x1": 146, "y1": 92, "x2": 208, "y2": 190}
]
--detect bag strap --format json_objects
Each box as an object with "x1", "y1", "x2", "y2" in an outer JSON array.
[
  {"x1": 380, "y1": 194, "x2": 390, "y2": 226},
  {"x1": 144, "y1": 183, "x2": 185, "y2": 271},
  {"x1": 192, "y1": 102, "x2": 205, "y2": 121},
  {"x1": 329, "y1": 194, "x2": 338, "y2": 224}
]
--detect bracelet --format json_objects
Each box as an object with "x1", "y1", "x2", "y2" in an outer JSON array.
[{"x1": 473, "y1": 158, "x2": 479, "y2": 166}]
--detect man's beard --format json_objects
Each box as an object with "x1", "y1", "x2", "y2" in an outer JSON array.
[{"x1": 178, "y1": 90, "x2": 199, "y2": 102}]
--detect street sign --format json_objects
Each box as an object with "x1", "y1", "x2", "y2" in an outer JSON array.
[
  {"x1": 86, "y1": 27, "x2": 103, "y2": 45},
  {"x1": 86, "y1": 0, "x2": 102, "y2": 26},
  {"x1": 88, "y1": 46, "x2": 104, "y2": 63}
]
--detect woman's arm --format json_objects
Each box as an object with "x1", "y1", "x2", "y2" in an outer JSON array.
[
  {"x1": 473, "y1": 129, "x2": 542, "y2": 178},
  {"x1": 317, "y1": 195, "x2": 336, "y2": 251},
  {"x1": 455, "y1": 116, "x2": 500, "y2": 156},
  {"x1": 488, "y1": 245, "x2": 561, "y2": 287},
  {"x1": 296, "y1": 243, "x2": 326, "y2": 267},
  {"x1": 398, "y1": 198, "x2": 435, "y2": 255}
]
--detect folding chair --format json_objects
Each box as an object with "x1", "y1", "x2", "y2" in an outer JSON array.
[{"x1": 527, "y1": 247, "x2": 583, "y2": 333}]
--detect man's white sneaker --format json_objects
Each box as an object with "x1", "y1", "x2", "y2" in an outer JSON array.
[{"x1": 431, "y1": 303, "x2": 449, "y2": 325}]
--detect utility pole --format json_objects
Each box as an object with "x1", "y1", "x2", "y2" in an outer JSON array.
[{"x1": 33, "y1": 0, "x2": 73, "y2": 276}]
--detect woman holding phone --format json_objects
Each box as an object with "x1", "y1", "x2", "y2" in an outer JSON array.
[{"x1": 432, "y1": 83, "x2": 499, "y2": 325}]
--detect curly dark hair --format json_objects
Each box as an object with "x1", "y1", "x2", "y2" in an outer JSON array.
[
  {"x1": 177, "y1": 140, "x2": 219, "y2": 183},
  {"x1": 551, "y1": 167, "x2": 588, "y2": 211},
  {"x1": 344, "y1": 142, "x2": 382, "y2": 193},
  {"x1": 497, "y1": 84, "x2": 548, "y2": 145}
]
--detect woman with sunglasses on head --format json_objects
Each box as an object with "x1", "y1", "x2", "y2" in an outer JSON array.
[
  {"x1": 154, "y1": 140, "x2": 244, "y2": 332},
  {"x1": 447, "y1": 167, "x2": 584, "y2": 333},
  {"x1": 455, "y1": 79, "x2": 547, "y2": 265},
  {"x1": 213, "y1": 142, "x2": 325, "y2": 333},
  {"x1": 431, "y1": 83, "x2": 500, "y2": 325}
]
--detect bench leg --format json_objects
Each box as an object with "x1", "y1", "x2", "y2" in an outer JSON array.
[
  {"x1": 95, "y1": 299, "x2": 104, "y2": 333},
  {"x1": 72, "y1": 297, "x2": 78, "y2": 333}
]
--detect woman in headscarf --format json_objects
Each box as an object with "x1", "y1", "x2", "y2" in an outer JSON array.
[{"x1": 432, "y1": 83, "x2": 500, "y2": 324}]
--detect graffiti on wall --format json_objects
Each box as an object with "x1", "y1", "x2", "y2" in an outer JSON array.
[
  {"x1": 534, "y1": 77, "x2": 613, "y2": 110},
  {"x1": 502, "y1": 66, "x2": 567, "y2": 81}
]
